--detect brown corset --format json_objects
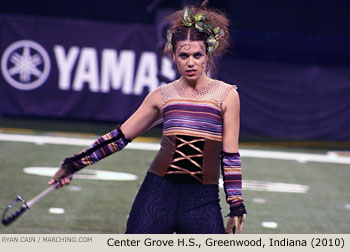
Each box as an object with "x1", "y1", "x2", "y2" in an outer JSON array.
[{"x1": 148, "y1": 135, "x2": 222, "y2": 184}]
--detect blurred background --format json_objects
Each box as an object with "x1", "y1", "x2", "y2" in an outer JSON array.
[
  {"x1": 0, "y1": 0, "x2": 350, "y2": 234},
  {"x1": 1, "y1": 0, "x2": 350, "y2": 142}
]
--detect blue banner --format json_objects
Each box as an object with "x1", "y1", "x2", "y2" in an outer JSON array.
[
  {"x1": 1, "y1": 14, "x2": 349, "y2": 141},
  {"x1": 0, "y1": 15, "x2": 176, "y2": 121}
]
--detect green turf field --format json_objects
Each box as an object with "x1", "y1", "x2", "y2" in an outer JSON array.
[{"x1": 0, "y1": 119, "x2": 349, "y2": 234}]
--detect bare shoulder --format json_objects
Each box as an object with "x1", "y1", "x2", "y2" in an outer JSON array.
[
  {"x1": 143, "y1": 87, "x2": 163, "y2": 109},
  {"x1": 225, "y1": 86, "x2": 239, "y2": 101},
  {"x1": 221, "y1": 82, "x2": 240, "y2": 113},
  {"x1": 142, "y1": 85, "x2": 165, "y2": 101},
  {"x1": 148, "y1": 86, "x2": 162, "y2": 99}
]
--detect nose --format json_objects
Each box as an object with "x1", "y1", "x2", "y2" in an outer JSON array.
[{"x1": 187, "y1": 56, "x2": 194, "y2": 67}]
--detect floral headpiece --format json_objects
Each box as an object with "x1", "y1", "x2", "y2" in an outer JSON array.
[{"x1": 166, "y1": 6, "x2": 225, "y2": 55}]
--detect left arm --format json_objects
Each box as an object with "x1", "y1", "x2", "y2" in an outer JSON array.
[
  {"x1": 222, "y1": 87, "x2": 240, "y2": 153},
  {"x1": 221, "y1": 87, "x2": 247, "y2": 234}
]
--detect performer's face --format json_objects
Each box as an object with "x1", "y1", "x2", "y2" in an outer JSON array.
[{"x1": 174, "y1": 40, "x2": 208, "y2": 81}]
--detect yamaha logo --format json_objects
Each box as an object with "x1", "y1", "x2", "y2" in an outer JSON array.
[{"x1": 1, "y1": 40, "x2": 51, "y2": 90}]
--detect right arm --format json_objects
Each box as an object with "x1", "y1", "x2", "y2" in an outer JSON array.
[
  {"x1": 49, "y1": 88, "x2": 163, "y2": 188},
  {"x1": 121, "y1": 87, "x2": 163, "y2": 140}
]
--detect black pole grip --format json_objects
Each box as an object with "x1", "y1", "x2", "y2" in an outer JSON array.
[{"x1": 2, "y1": 206, "x2": 27, "y2": 226}]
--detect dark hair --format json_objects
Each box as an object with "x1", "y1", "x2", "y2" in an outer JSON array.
[
  {"x1": 171, "y1": 26, "x2": 207, "y2": 48},
  {"x1": 164, "y1": 0, "x2": 231, "y2": 72}
]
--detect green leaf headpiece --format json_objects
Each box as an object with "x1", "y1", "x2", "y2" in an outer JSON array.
[{"x1": 166, "y1": 6, "x2": 224, "y2": 55}]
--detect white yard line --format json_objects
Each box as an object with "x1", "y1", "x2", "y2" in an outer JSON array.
[
  {"x1": 1, "y1": 132, "x2": 350, "y2": 164},
  {"x1": 25, "y1": 166, "x2": 309, "y2": 193},
  {"x1": 241, "y1": 149, "x2": 350, "y2": 164},
  {"x1": 219, "y1": 179, "x2": 309, "y2": 193}
]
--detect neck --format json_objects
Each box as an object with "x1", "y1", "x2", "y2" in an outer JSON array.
[{"x1": 180, "y1": 74, "x2": 211, "y2": 90}]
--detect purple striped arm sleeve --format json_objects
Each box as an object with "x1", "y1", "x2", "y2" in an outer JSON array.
[
  {"x1": 221, "y1": 152, "x2": 247, "y2": 217},
  {"x1": 59, "y1": 127, "x2": 130, "y2": 176}
]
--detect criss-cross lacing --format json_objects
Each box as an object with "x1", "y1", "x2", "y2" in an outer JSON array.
[{"x1": 166, "y1": 135, "x2": 205, "y2": 183}]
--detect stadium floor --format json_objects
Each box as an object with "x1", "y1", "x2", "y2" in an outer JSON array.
[{"x1": 0, "y1": 117, "x2": 349, "y2": 234}]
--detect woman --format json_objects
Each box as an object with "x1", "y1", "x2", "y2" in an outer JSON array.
[{"x1": 49, "y1": 1, "x2": 247, "y2": 234}]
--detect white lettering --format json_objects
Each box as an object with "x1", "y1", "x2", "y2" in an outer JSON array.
[
  {"x1": 73, "y1": 47, "x2": 99, "y2": 92},
  {"x1": 100, "y1": 49, "x2": 135, "y2": 95},
  {"x1": 133, "y1": 52, "x2": 158, "y2": 95},
  {"x1": 54, "y1": 46, "x2": 175, "y2": 95},
  {"x1": 160, "y1": 56, "x2": 176, "y2": 85},
  {"x1": 54, "y1": 45, "x2": 80, "y2": 90}
]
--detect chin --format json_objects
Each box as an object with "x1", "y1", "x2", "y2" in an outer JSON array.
[{"x1": 184, "y1": 77, "x2": 198, "y2": 82}]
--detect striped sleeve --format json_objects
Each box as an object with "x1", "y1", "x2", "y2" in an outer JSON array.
[
  {"x1": 221, "y1": 152, "x2": 247, "y2": 217},
  {"x1": 61, "y1": 127, "x2": 130, "y2": 174}
]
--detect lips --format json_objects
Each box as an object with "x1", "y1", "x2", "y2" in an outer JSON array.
[{"x1": 186, "y1": 70, "x2": 197, "y2": 76}]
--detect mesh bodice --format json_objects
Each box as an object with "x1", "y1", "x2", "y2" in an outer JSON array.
[{"x1": 161, "y1": 79, "x2": 236, "y2": 108}]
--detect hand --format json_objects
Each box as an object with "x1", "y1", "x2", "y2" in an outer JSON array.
[
  {"x1": 225, "y1": 214, "x2": 246, "y2": 234},
  {"x1": 48, "y1": 165, "x2": 72, "y2": 189}
]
